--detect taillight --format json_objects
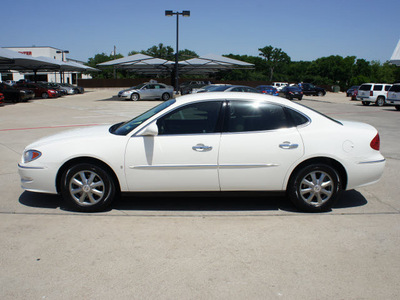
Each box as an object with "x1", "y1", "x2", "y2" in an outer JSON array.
[
  {"x1": 370, "y1": 133, "x2": 380, "y2": 151},
  {"x1": 370, "y1": 90, "x2": 373, "y2": 96}
]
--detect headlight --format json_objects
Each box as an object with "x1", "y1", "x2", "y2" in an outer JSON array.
[{"x1": 23, "y1": 150, "x2": 42, "y2": 163}]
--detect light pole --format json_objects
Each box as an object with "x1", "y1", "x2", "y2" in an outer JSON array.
[
  {"x1": 165, "y1": 10, "x2": 190, "y2": 94},
  {"x1": 56, "y1": 50, "x2": 69, "y2": 83}
]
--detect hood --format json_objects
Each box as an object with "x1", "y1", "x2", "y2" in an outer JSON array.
[{"x1": 26, "y1": 125, "x2": 112, "y2": 149}]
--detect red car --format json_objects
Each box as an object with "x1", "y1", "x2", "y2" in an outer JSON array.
[{"x1": 16, "y1": 82, "x2": 58, "y2": 99}]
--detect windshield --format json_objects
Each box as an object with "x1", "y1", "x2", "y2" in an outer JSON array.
[
  {"x1": 131, "y1": 83, "x2": 146, "y2": 89},
  {"x1": 110, "y1": 99, "x2": 176, "y2": 135}
]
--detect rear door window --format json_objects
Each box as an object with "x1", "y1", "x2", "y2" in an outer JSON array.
[
  {"x1": 373, "y1": 85, "x2": 383, "y2": 91},
  {"x1": 359, "y1": 85, "x2": 372, "y2": 91}
]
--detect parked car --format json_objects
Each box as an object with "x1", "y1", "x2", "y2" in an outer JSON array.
[
  {"x1": 192, "y1": 84, "x2": 230, "y2": 93},
  {"x1": 0, "y1": 82, "x2": 35, "y2": 102},
  {"x1": 40, "y1": 82, "x2": 67, "y2": 96},
  {"x1": 346, "y1": 86, "x2": 359, "y2": 97},
  {"x1": 386, "y1": 83, "x2": 400, "y2": 111},
  {"x1": 180, "y1": 81, "x2": 211, "y2": 95},
  {"x1": 356, "y1": 83, "x2": 392, "y2": 106},
  {"x1": 60, "y1": 83, "x2": 84, "y2": 94},
  {"x1": 197, "y1": 85, "x2": 260, "y2": 93},
  {"x1": 118, "y1": 82, "x2": 173, "y2": 101},
  {"x1": 279, "y1": 86, "x2": 303, "y2": 100},
  {"x1": 256, "y1": 85, "x2": 279, "y2": 96},
  {"x1": 4, "y1": 80, "x2": 16, "y2": 86},
  {"x1": 271, "y1": 82, "x2": 288, "y2": 91},
  {"x1": 300, "y1": 83, "x2": 326, "y2": 96},
  {"x1": 16, "y1": 82, "x2": 59, "y2": 99},
  {"x1": 18, "y1": 92, "x2": 385, "y2": 213}
]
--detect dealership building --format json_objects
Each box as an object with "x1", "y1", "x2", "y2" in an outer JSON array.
[{"x1": 0, "y1": 46, "x2": 91, "y2": 83}]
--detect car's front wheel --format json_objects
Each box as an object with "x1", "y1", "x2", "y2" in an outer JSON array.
[
  {"x1": 362, "y1": 101, "x2": 370, "y2": 106},
  {"x1": 395, "y1": 105, "x2": 400, "y2": 111},
  {"x1": 288, "y1": 164, "x2": 341, "y2": 212},
  {"x1": 130, "y1": 93, "x2": 139, "y2": 101},
  {"x1": 42, "y1": 92, "x2": 49, "y2": 99},
  {"x1": 61, "y1": 163, "x2": 116, "y2": 212}
]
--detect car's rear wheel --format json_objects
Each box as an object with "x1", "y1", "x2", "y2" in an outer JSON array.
[
  {"x1": 162, "y1": 92, "x2": 171, "y2": 101},
  {"x1": 298, "y1": 96, "x2": 302, "y2": 100},
  {"x1": 375, "y1": 97, "x2": 385, "y2": 107},
  {"x1": 61, "y1": 163, "x2": 116, "y2": 212},
  {"x1": 395, "y1": 105, "x2": 400, "y2": 111},
  {"x1": 130, "y1": 93, "x2": 139, "y2": 101},
  {"x1": 288, "y1": 164, "x2": 341, "y2": 212},
  {"x1": 362, "y1": 101, "x2": 370, "y2": 106},
  {"x1": 317, "y1": 91, "x2": 324, "y2": 96},
  {"x1": 42, "y1": 92, "x2": 49, "y2": 99}
]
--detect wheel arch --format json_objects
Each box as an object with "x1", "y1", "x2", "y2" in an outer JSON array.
[
  {"x1": 286, "y1": 157, "x2": 348, "y2": 190},
  {"x1": 56, "y1": 156, "x2": 121, "y2": 194}
]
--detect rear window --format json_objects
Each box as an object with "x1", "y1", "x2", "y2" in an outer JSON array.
[
  {"x1": 359, "y1": 85, "x2": 372, "y2": 91},
  {"x1": 389, "y1": 85, "x2": 400, "y2": 92}
]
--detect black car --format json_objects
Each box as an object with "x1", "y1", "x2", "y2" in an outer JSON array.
[
  {"x1": 280, "y1": 86, "x2": 303, "y2": 100},
  {"x1": 300, "y1": 83, "x2": 326, "y2": 96},
  {"x1": 0, "y1": 83, "x2": 35, "y2": 103}
]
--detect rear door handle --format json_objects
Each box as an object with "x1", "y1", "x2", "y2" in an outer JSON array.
[
  {"x1": 279, "y1": 142, "x2": 299, "y2": 149},
  {"x1": 192, "y1": 143, "x2": 213, "y2": 152}
]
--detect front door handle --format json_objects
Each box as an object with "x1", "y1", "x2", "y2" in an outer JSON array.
[
  {"x1": 279, "y1": 142, "x2": 299, "y2": 149},
  {"x1": 192, "y1": 143, "x2": 213, "y2": 152}
]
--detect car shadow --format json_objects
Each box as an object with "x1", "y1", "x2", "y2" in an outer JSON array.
[{"x1": 18, "y1": 190, "x2": 367, "y2": 213}]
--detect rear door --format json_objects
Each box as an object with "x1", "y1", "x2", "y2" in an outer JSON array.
[{"x1": 218, "y1": 100, "x2": 304, "y2": 191}]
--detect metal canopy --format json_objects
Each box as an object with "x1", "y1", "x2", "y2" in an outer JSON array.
[
  {"x1": 390, "y1": 39, "x2": 400, "y2": 66},
  {"x1": 97, "y1": 53, "x2": 254, "y2": 75},
  {"x1": 0, "y1": 48, "x2": 97, "y2": 72},
  {"x1": 98, "y1": 53, "x2": 173, "y2": 75}
]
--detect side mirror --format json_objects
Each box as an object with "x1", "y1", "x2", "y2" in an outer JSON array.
[{"x1": 138, "y1": 122, "x2": 158, "y2": 136}]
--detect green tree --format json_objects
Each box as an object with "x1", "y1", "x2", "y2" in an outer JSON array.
[
  {"x1": 141, "y1": 43, "x2": 175, "y2": 60},
  {"x1": 258, "y1": 46, "x2": 291, "y2": 81},
  {"x1": 87, "y1": 52, "x2": 123, "y2": 79}
]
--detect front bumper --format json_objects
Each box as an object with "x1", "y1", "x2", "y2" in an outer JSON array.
[{"x1": 18, "y1": 163, "x2": 58, "y2": 194}]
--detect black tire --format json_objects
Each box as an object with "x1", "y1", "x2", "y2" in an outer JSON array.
[
  {"x1": 317, "y1": 91, "x2": 324, "y2": 96},
  {"x1": 130, "y1": 93, "x2": 139, "y2": 101},
  {"x1": 298, "y1": 96, "x2": 303, "y2": 101},
  {"x1": 375, "y1": 97, "x2": 385, "y2": 107},
  {"x1": 42, "y1": 92, "x2": 49, "y2": 99},
  {"x1": 362, "y1": 101, "x2": 370, "y2": 106},
  {"x1": 395, "y1": 105, "x2": 400, "y2": 111},
  {"x1": 288, "y1": 164, "x2": 341, "y2": 212},
  {"x1": 61, "y1": 163, "x2": 116, "y2": 212},
  {"x1": 161, "y1": 92, "x2": 171, "y2": 101}
]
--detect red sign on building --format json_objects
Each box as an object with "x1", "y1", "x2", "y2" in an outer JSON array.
[{"x1": 19, "y1": 51, "x2": 32, "y2": 56}]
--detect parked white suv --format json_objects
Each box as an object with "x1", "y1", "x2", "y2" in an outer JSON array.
[
  {"x1": 386, "y1": 83, "x2": 400, "y2": 111},
  {"x1": 356, "y1": 83, "x2": 392, "y2": 106},
  {"x1": 272, "y1": 82, "x2": 288, "y2": 91}
]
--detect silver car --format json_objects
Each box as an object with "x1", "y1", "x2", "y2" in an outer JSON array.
[{"x1": 118, "y1": 83, "x2": 173, "y2": 101}]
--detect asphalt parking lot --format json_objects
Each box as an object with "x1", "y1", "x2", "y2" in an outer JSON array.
[{"x1": 1, "y1": 89, "x2": 400, "y2": 299}]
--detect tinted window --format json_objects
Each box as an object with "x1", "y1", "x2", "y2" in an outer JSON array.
[
  {"x1": 157, "y1": 101, "x2": 222, "y2": 135},
  {"x1": 389, "y1": 85, "x2": 400, "y2": 92},
  {"x1": 285, "y1": 108, "x2": 309, "y2": 126},
  {"x1": 385, "y1": 85, "x2": 392, "y2": 91},
  {"x1": 359, "y1": 85, "x2": 372, "y2": 91},
  {"x1": 373, "y1": 85, "x2": 383, "y2": 91},
  {"x1": 227, "y1": 101, "x2": 289, "y2": 132}
]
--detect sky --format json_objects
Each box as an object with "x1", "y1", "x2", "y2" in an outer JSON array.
[{"x1": 2, "y1": 0, "x2": 399, "y2": 63}]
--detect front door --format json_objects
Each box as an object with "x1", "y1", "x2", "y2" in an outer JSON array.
[{"x1": 124, "y1": 101, "x2": 224, "y2": 191}]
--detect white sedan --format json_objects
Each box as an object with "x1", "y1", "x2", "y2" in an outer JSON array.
[{"x1": 18, "y1": 92, "x2": 385, "y2": 212}]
